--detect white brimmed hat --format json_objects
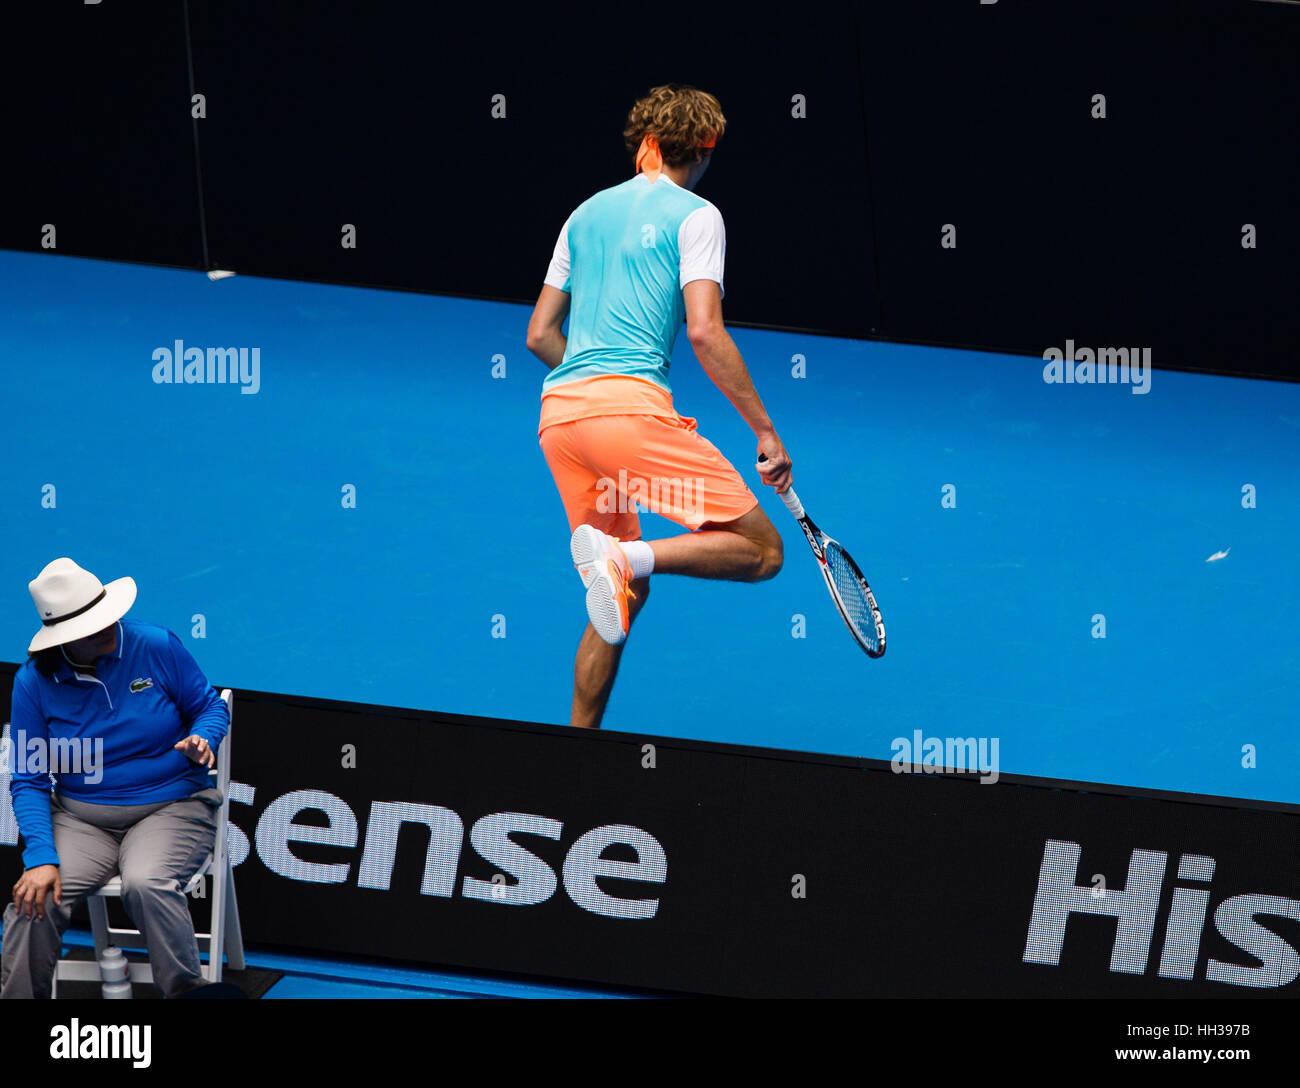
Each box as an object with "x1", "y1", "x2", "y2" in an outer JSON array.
[{"x1": 28, "y1": 558, "x2": 136, "y2": 653}]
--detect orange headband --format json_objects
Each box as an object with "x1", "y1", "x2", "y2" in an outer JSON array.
[{"x1": 635, "y1": 133, "x2": 717, "y2": 183}]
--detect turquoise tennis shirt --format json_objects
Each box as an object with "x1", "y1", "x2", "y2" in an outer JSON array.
[
  {"x1": 541, "y1": 171, "x2": 726, "y2": 397},
  {"x1": 5, "y1": 620, "x2": 229, "y2": 868}
]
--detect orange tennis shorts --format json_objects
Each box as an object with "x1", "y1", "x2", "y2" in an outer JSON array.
[{"x1": 539, "y1": 376, "x2": 757, "y2": 541}]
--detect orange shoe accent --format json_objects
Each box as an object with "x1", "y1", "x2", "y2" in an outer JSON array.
[
  {"x1": 609, "y1": 554, "x2": 636, "y2": 604},
  {"x1": 607, "y1": 557, "x2": 635, "y2": 637},
  {"x1": 598, "y1": 543, "x2": 636, "y2": 614},
  {"x1": 575, "y1": 534, "x2": 627, "y2": 586}
]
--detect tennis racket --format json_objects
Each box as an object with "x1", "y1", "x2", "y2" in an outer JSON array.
[{"x1": 760, "y1": 456, "x2": 886, "y2": 658}]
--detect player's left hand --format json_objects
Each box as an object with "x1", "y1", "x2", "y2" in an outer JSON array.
[{"x1": 174, "y1": 734, "x2": 215, "y2": 769}]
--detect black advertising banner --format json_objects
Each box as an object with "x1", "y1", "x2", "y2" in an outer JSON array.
[{"x1": 2, "y1": 665, "x2": 1297, "y2": 997}]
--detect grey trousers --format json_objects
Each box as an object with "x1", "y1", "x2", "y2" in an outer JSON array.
[{"x1": 0, "y1": 787, "x2": 220, "y2": 999}]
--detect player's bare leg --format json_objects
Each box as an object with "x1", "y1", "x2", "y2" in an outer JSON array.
[
  {"x1": 649, "y1": 504, "x2": 784, "y2": 582},
  {"x1": 572, "y1": 576, "x2": 649, "y2": 728},
  {"x1": 570, "y1": 505, "x2": 784, "y2": 727}
]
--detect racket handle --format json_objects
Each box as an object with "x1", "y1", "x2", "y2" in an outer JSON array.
[
  {"x1": 777, "y1": 486, "x2": 805, "y2": 520},
  {"x1": 757, "y1": 454, "x2": 805, "y2": 518}
]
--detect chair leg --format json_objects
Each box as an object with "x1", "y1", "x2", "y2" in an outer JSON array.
[
  {"x1": 88, "y1": 895, "x2": 111, "y2": 959},
  {"x1": 207, "y1": 874, "x2": 225, "y2": 984},
  {"x1": 224, "y1": 872, "x2": 245, "y2": 972}
]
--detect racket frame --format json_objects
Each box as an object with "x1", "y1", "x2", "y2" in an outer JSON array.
[{"x1": 777, "y1": 485, "x2": 886, "y2": 658}]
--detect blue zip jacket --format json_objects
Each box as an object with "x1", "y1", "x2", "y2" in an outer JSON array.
[{"x1": 6, "y1": 620, "x2": 229, "y2": 869}]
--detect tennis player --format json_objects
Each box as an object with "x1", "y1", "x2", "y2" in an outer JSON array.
[{"x1": 527, "y1": 84, "x2": 792, "y2": 729}]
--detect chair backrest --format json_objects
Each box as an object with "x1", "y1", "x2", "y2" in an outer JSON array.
[
  {"x1": 0, "y1": 719, "x2": 15, "y2": 848},
  {"x1": 212, "y1": 689, "x2": 234, "y2": 875}
]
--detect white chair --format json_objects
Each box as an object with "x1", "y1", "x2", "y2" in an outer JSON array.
[{"x1": 52, "y1": 688, "x2": 245, "y2": 996}]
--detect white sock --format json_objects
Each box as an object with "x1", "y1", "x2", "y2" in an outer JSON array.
[{"x1": 619, "y1": 539, "x2": 655, "y2": 579}]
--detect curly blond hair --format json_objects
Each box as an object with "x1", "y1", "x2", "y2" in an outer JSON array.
[{"x1": 623, "y1": 84, "x2": 726, "y2": 168}]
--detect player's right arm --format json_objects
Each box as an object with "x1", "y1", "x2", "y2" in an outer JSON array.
[
  {"x1": 684, "y1": 279, "x2": 792, "y2": 493},
  {"x1": 526, "y1": 285, "x2": 570, "y2": 370},
  {"x1": 527, "y1": 214, "x2": 573, "y2": 371}
]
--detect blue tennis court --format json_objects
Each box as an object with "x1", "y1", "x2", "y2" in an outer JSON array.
[
  {"x1": 2, "y1": 249, "x2": 1296, "y2": 805},
  {"x1": 39, "y1": 930, "x2": 650, "y2": 999}
]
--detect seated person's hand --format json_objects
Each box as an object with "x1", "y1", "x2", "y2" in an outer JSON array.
[
  {"x1": 174, "y1": 734, "x2": 215, "y2": 769},
  {"x1": 12, "y1": 864, "x2": 61, "y2": 920}
]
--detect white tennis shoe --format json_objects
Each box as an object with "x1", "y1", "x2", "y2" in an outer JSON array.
[{"x1": 570, "y1": 524, "x2": 636, "y2": 645}]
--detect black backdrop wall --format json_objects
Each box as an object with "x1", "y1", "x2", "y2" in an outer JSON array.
[{"x1": 2, "y1": 1, "x2": 1296, "y2": 379}]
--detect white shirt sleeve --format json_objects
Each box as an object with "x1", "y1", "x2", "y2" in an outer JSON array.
[
  {"x1": 544, "y1": 214, "x2": 573, "y2": 291},
  {"x1": 678, "y1": 203, "x2": 726, "y2": 300}
]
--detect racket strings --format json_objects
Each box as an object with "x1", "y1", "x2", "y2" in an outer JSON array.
[{"x1": 825, "y1": 544, "x2": 880, "y2": 651}]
